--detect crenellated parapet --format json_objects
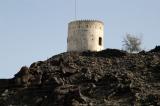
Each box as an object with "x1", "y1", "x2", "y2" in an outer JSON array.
[{"x1": 68, "y1": 20, "x2": 104, "y2": 30}]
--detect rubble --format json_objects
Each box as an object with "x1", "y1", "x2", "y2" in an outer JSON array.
[
  {"x1": 149, "y1": 46, "x2": 160, "y2": 53},
  {"x1": 0, "y1": 47, "x2": 160, "y2": 106}
]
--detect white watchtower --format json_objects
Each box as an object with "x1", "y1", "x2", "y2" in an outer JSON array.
[{"x1": 67, "y1": 20, "x2": 104, "y2": 52}]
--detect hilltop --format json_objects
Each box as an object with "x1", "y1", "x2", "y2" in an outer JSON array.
[{"x1": 0, "y1": 46, "x2": 160, "y2": 106}]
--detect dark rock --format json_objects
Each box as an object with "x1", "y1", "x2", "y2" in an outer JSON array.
[
  {"x1": 0, "y1": 47, "x2": 160, "y2": 106},
  {"x1": 149, "y1": 45, "x2": 160, "y2": 53},
  {"x1": 13, "y1": 66, "x2": 31, "y2": 87}
]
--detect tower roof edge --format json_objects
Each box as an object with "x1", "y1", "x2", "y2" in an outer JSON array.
[{"x1": 69, "y1": 19, "x2": 104, "y2": 25}]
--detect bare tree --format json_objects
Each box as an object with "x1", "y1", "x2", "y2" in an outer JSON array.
[{"x1": 122, "y1": 34, "x2": 142, "y2": 53}]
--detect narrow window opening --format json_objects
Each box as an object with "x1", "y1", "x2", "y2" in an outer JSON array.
[
  {"x1": 86, "y1": 25, "x2": 89, "y2": 28},
  {"x1": 99, "y1": 37, "x2": 102, "y2": 46}
]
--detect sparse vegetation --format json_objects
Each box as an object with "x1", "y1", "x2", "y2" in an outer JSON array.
[{"x1": 122, "y1": 33, "x2": 142, "y2": 53}]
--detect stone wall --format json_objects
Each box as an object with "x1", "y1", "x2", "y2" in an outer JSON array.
[{"x1": 67, "y1": 20, "x2": 104, "y2": 52}]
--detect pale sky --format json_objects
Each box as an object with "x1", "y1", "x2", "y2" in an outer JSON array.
[{"x1": 0, "y1": 0, "x2": 160, "y2": 78}]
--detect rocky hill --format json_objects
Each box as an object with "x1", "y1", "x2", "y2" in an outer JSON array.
[{"x1": 0, "y1": 46, "x2": 160, "y2": 106}]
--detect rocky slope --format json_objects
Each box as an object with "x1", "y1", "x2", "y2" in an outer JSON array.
[{"x1": 0, "y1": 46, "x2": 160, "y2": 106}]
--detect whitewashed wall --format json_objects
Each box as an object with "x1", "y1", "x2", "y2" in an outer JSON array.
[{"x1": 67, "y1": 20, "x2": 104, "y2": 52}]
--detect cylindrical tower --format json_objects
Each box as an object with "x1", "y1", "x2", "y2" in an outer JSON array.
[{"x1": 67, "y1": 20, "x2": 104, "y2": 52}]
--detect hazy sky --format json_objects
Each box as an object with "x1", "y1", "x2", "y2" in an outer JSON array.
[{"x1": 0, "y1": 0, "x2": 160, "y2": 78}]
